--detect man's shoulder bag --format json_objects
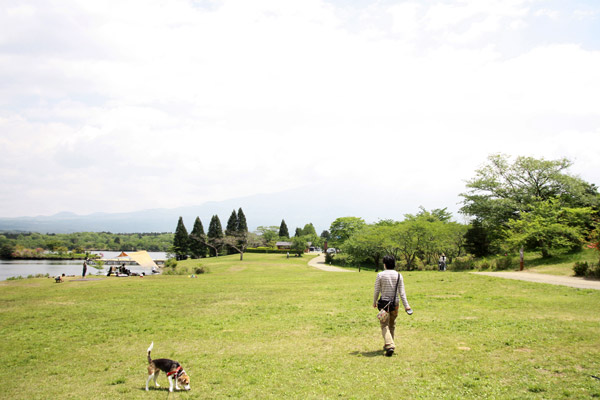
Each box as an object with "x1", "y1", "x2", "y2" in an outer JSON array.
[{"x1": 377, "y1": 272, "x2": 400, "y2": 312}]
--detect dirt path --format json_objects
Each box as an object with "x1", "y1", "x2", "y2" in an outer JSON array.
[
  {"x1": 471, "y1": 271, "x2": 600, "y2": 290},
  {"x1": 308, "y1": 254, "x2": 354, "y2": 272}
]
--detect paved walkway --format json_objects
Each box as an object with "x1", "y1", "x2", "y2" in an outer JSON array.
[
  {"x1": 308, "y1": 254, "x2": 354, "y2": 272},
  {"x1": 471, "y1": 271, "x2": 600, "y2": 290}
]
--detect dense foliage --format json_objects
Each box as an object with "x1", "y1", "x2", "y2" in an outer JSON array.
[{"x1": 460, "y1": 154, "x2": 599, "y2": 257}]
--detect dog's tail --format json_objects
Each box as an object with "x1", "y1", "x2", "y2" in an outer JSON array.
[{"x1": 147, "y1": 342, "x2": 154, "y2": 364}]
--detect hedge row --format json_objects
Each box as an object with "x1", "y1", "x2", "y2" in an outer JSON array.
[{"x1": 245, "y1": 248, "x2": 291, "y2": 254}]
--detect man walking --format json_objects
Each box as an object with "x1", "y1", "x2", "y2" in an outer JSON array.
[{"x1": 373, "y1": 255, "x2": 411, "y2": 356}]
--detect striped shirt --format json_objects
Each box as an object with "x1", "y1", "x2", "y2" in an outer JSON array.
[{"x1": 373, "y1": 269, "x2": 410, "y2": 310}]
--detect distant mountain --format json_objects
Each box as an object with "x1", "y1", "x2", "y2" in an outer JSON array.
[{"x1": 0, "y1": 183, "x2": 439, "y2": 234}]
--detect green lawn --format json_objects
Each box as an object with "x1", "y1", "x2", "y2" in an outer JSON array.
[{"x1": 1, "y1": 253, "x2": 599, "y2": 399}]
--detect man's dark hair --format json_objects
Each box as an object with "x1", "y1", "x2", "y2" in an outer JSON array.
[{"x1": 383, "y1": 255, "x2": 396, "y2": 270}]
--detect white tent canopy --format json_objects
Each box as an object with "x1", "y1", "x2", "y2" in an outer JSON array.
[{"x1": 116, "y1": 251, "x2": 159, "y2": 270}]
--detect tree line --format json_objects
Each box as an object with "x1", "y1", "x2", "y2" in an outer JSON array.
[
  {"x1": 171, "y1": 208, "x2": 328, "y2": 260},
  {"x1": 0, "y1": 232, "x2": 174, "y2": 259},
  {"x1": 328, "y1": 154, "x2": 599, "y2": 270}
]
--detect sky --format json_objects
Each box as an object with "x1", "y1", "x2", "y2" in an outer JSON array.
[{"x1": 1, "y1": 0, "x2": 600, "y2": 222}]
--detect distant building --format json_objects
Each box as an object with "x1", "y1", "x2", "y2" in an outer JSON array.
[{"x1": 276, "y1": 241, "x2": 292, "y2": 249}]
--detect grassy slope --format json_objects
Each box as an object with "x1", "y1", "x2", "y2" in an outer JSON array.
[
  {"x1": 0, "y1": 253, "x2": 599, "y2": 399},
  {"x1": 524, "y1": 248, "x2": 598, "y2": 276}
]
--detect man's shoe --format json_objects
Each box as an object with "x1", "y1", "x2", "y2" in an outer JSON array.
[{"x1": 385, "y1": 348, "x2": 394, "y2": 357}]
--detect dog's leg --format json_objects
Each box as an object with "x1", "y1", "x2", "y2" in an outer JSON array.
[
  {"x1": 167, "y1": 375, "x2": 174, "y2": 392},
  {"x1": 153, "y1": 370, "x2": 160, "y2": 388},
  {"x1": 145, "y1": 373, "x2": 154, "y2": 391}
]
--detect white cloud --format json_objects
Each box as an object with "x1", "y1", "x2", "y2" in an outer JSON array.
[{"x1": 1, "y1": 0, "x2": 599, "y2": 218}]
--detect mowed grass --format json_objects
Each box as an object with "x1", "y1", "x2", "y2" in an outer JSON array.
[{"x1": 0, "y1": 253, "x2": 599, "y2": 399}]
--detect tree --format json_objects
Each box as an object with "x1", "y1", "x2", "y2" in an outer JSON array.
[
  {"x1": 255, "y1": 226, "x2": 279, "y2": 247},
  {"x1": 460, "y1": 154, "x2": 599, "y2": 253},
  {"x1": 278, "y1": 219, "x2": 289, "y2": 238},
  {"x1": 294, "y1": 227, "x2": 303, "y2": 237},
  {"x1": 237, "y1": 208, "x2": 248, "y2": 233},
  {"x1": 225, "y1": 210, "x2": 239, "y2": 254},
  {"x1": 223, "y1": 232, "x2": 261, "y2": 261},
  {"x1": 464, "y1": 219, "x2": 490, "y2": 258},
  {"x1": 329, "y1": 217, "x2": 366, "y2": 248},
  {"x1": 320, "y1": 230, "x2": 331, "y2": 241},
  {"x1": 343, "y1": 225, "x2": 388, "y2": 271},
  {"x1": 506, "y1": 199, "x2": 592, "y2": 258},
  {"x1": 225, "y1": 210, "x2": 238, "y2": 236},
  {"x1": 173, "y1": 216, "x2": 189, "y2": 260},
  {"x1": 189, "y1": 217, "x2": 208, "y2": 259},
  {"x1": 302, "y1": 223, "x2": 316, "y2": 236},
  {"x1": 206, "y1": 215, "x2": 224, "y2": 257},
  {"x1": 291, "y1": 236, "x2": 309, "y2": 256}
]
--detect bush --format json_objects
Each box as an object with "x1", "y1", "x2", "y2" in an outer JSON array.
[
  {"x1": 494, "y1": 256, "x2": 513, "y2": 270},
  {"x1": 164, "y1": 258, "x2": 177, "y2": 268},
  {"x1": 585, "y1": 262, "x2": 600, "y2": 279},
  {"x1": 325, "y1": 252, "x2": 335, "y2": 264},
  {"x1": 476, "y1": 259, "x2": 492, "y2": 270},
  {"x1": 162, "y1": 262, "x2": 209, "y2": 276},
  {"x1": 449, "y1": 256, "x2": 476, "y2": 271},
  {"x1": 246, "y1": 248, "x2": 290, "y2": 254},
  {"x1": 573, "y1": 261, "x2": 589, "y2": 277}
]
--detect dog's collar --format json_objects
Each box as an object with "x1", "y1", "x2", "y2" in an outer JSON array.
[{"x1": 167, "y1": 366, "x2": 184, "y2": 378}]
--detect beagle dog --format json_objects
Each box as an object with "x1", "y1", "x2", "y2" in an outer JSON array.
[{"x1": 145, "y1": 342, "x2": 191, "y2": 392}]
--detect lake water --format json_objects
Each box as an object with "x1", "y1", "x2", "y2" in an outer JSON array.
[{"x1": 0, "y1": 251, "x2": 167, "y2": 281}]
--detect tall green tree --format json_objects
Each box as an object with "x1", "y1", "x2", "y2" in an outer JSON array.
[
  {"x1": 294, "y1": 227, "x2": 303, "y2": 237},
  {"x1": 172, "y1": 216, "x2": 189, "y2": 260},
  {"x1": 460, "y1": 154, "x2": 599, "y2": 253},
  {"x1": 237, "y1": 208, "x2": 248, "y2": 233},
  {"x1": 279, "y1": 219, "x2": 289, "y2": 238},
  {"x1": 225, "y1": 210, "x2": 238, "y2": 235},
  {"x1": 302, "y1": 223, "x2": 316, "y2": 236},
  {"x1": 225, "y1": 210, "x2": 239, "y2": 254},
  {"x1": 329, "y1": 217, "x2": 366, "y2": 248},
  {"x1": 207, "y1": 215, "x2": 224, "y2": 257},
  {"x1": 189, "y1": 217, "x2": 208, "y2": 259}
]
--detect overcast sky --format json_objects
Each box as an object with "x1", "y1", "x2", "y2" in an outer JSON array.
[{"x1": 1, "y1": 0, "x2": 599, "y2": 220}]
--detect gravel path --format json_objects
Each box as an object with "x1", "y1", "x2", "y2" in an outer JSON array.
[
  {"x1": 471, "y1": 271, "x2": 600, "y2": 290},
  {"x1": 308, "y1": 254, "x2": 354, "y2": 272}
]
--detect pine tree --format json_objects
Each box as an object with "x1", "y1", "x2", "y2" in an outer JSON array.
[
  {"x1": 294, "y1": 227, "x2": 303, "y2": 237},
  {"x1": 225, "y1": 210, "x2": 238, "y2": 255},
  {"x1": 225, "y1": 210, "x2": 238, "y2": 236},
  {"x1": 189, "y1": 217, "x2": 207, "y2": 259},
  {"x1": 173, "y1": 216, "x2": 189, "y2": 260},
  {"x1": 207, "y1": 215, "x2": 224, "y2": 257},
  {"x1": 237, "y1": 208, "x2": 248, "y2": 233},
  {"x1": 279, "y1": 219, "x2": 289, "y2": 238},
  {"x1": 302, "y1": 223, "x2": 316, "y2": 236}
]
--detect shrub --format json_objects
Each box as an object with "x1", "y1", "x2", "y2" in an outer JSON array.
[
  {"x1": 494, "y1": 256, "x2": 513, "y2": 270},
  {"x1": 449, "y1": 256, "x2": 476, "y2": 271},
  {"x1": 164, "y1": 258, "x2": 177, "y2": 268},
  {"x1": 585, "y1": 262, "x2": 600, "y2": 279},
  {"x1": 573, "y1": 261, "x2": 589, "y2": 277},
  {"x1": 162, "y1": 262, "x2": 209, "y2": 276},
  {"x1": 325, "y1": 252, "x2": 335, "y2": 264},
  {"x1": 246, "y1": 248, "x2": 290, "y2": 254},
  {"x1": 476, "y1": 259, "x2": 492, "y2": 270}
]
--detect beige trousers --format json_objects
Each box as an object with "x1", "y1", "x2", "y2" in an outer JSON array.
[{"x1": 380, "y1": 307, "x2": 399, "y2": 350}]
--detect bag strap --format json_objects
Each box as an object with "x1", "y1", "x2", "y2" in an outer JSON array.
[{"x1": 391, "y1": 271, "x2": 400, "y2": 306}]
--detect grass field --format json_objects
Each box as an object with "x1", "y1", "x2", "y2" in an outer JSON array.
[{"x1": 1, "y1": 253, "x2": 599, "y2": 399}]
